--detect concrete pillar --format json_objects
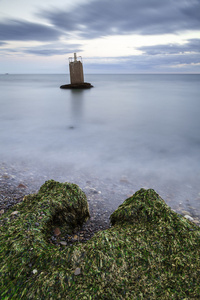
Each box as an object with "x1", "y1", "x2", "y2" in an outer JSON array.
[{"x1": 69, "y1": 53, "x2": 84, "y2": 84}]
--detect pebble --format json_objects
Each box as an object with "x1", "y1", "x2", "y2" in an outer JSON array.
[
  {"x1": 11, "y1": 211, "x2": 19, "y2": 216},
  {"x1": 54, "y1": 228, "x2": 61, "y2": 236},
  {"x1": 0, "y1": 209, "x2": 4, "y2": 215},
  {"x1": 193, "y1": 219, "x2": 200, "y2": 225},
  {"x1": 120, "y1": 176, "x2": 130, "y2": 184},
  {"x1": 74, "y1": 268, "x2": 81, "y2": 276},
  {"x1": 184, "y1": 215, "x2": 194, "y2": 222},
  {"x1": 60, "y1": 241, "x2": 67, "y2": 246},
  {"x1": 17, "y1": 183, "x2": 27, "y2": 189},
  {"x1": 181, "y1": 210, "x2": 191, "y2": 216}
]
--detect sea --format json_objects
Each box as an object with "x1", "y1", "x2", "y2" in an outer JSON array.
[{"x1": 0, "y1": 74, "x2": 200, "y2": 215}]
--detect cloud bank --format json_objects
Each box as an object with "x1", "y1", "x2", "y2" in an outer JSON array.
[
  {"x1": 40, "y1": 0, "x2": 200, "y2": 38},
  {"x1": 0, "y1": 0, "x2": 200, "y2": 72},
  {"x1": 0, "y1": 19, "x2": 61, "y2": 42}
]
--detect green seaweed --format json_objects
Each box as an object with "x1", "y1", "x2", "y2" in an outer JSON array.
[{"x1": 0, "y1": 185, "x2": 199, "y2": 299}]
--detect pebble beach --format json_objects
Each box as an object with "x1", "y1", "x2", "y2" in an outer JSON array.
[{"x1": 1, "y1": 161, "x2": 199, "y2": 247}]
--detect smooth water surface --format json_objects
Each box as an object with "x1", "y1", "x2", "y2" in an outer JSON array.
[{"x1": 0, "y1": 74, "x2": 200, "y2": 212}]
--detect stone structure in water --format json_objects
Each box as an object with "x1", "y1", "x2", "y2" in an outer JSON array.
[{"x1": 60, "y1": 53, "x2": 93, "y2": 89}]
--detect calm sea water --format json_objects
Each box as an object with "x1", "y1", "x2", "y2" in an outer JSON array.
[{"x1": 0, "y1": 74, "x2": 200, "y2": 212}]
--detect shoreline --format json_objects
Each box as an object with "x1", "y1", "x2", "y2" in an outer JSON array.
[{"x1": 1, "y1": 162, "x2": 200, "y2": 236}]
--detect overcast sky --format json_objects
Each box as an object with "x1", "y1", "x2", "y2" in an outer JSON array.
[{"x1": 0, "y1": 0, "x2": 200, "y2": 73}]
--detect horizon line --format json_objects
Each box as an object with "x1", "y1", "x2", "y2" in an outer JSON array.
[{"x1": 1, "y1": 72, "x2": 200, "y2": 75}]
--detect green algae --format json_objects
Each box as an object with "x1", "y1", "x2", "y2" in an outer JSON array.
[{"x1": 0, "y1": 186, "x2": 199, "y2": 299}]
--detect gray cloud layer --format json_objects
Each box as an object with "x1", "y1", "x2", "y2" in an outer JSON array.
[
  {"x1": 138, "y1": 39, "x2": 200, "y2": 55},
  {"x1": 40, "y1": 0, "x2": 200, "y2": 38},
  {"x1": 24, "y1": 43, "x2": 82, "y2": 56},
  {"x1": 0, "y1": 19, "x2": 61, "y2": 41},
  {"x1": 1, "y1": 1, "x2": 200, "y2": 45},
  {"x1": 0, "y1": 0, "x2": 199, "y2": 72},
  {"x1": 85, "y1": 52, "x2": 200, "y2": 73}
]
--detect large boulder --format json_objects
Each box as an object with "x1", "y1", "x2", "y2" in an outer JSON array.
[
  {"x1": 110, "y1": 188, "x2": 180, "y2": 225},
  {"x1": 0, "y1": 187, "x2": 199, "y2": 299}
]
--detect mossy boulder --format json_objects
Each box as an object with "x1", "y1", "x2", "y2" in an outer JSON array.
[
  {"x1": 0, "y1": 179, "x2": 90, "y2": 248},
  {"x1": 110, "y1": 188, "x2": 183, "y2": 225},
  {"x1": 0, "y1": 187, "x2": 199, "y2": 299}
]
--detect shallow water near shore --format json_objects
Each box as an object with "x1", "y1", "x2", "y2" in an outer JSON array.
[{"x1": 0, "y1": 74, "x2": 200, "y2": 216}]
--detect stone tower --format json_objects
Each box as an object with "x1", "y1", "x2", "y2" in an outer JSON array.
[
  {"x1": 60, "y1": 53, "x2": 93, "y2": 89},
  {"x1": 69, "y1": 53, "x2": 84, "y2": 84}
]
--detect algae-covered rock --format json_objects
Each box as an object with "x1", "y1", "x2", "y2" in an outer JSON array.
[
  {"x1": 0, "y1": 180, "x2": 90, "y2": 298},
  {"x1": 10, "y1": 179, "x2": 90, "y2": 242},
  {"x1": 0, "y1": 187, "x2": 200, "y2": 299},
  {"x1": 110, "y1": 188, "x2": 182, "y2": 225}
]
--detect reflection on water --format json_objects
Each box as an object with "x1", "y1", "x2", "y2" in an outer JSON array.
[
  {"x1": 0, "y1": 74, "x2": 200, "y2": 214},
  {"x1": 70, "y1": 89, "x2": 84, "y2": 127}
]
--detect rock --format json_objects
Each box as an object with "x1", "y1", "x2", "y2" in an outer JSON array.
[
  {"x1": 120, "y1": 176, "x2": 129, "y2": 184},
  {"x1": 184, "y1": 215, "x2": 194, "y2": 221},
  {"x1": 2, "y1": 174, "x2": 10, "y2": 179},
  {"x1": 181, "y1": 210, "x2": 191, "y2": 216},
  {"x1": 74, "y1": 267, "x2": 81, "y2": 275},
  {"x1": 89, "y1": 188, "x2": 100, "y2": 194},
  {"x1": 60, "y1": 82, "x2": 93, "y2": 89},
  {"x1": 0, "y1": 187, "x2": 199, "y2": 299},
  {"x1": 110, "y1": 188, "x2": 174, "y2": 225},
  {"x1": 37, "y1": 180, "x2": 90, "y2": 230},
  {"x1": 193, "y1": 219, "x2": 200, "y2": 225},
  {"x1": 11, "y1": 211, "x2": 19, "y2": 216},
  {"x1": 18, "y1": 183, "x2": 27, "y2": 189},
  {"x1": 54, "y1": 227, "x2": 61, "y2": 236},
  {"x1": 0, "y1": 209, "x2": 4, "y2": 215},
  {"x1": 60, "y1": 241, "x2": 67, "y2": 246}
]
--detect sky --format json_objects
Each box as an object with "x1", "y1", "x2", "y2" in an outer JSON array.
[{"x1": 0, "y1": 0, "x2": 200, "y2": 74}]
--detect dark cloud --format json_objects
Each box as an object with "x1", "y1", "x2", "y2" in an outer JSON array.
[
  {"x1": 138, "y1": 39, "x2": 200, "y2": 55},
  {"x1": 0, "y1": 41, "x2": 7, "y2": 46},
  {"x1": 0, "y1": 19, "x2": 61, "y2": 42},
  {"x1": 0, "y1": 42, "x2": 82, "y2": 56},
  {"x1": 23, "y1": 43, "x2": 81, "y2": 56},
  {"x1": 40, "y1": 0, "x2": 200, "y2": 39},
  {"x1": 126, "y1": 52, "x2": 200, "y2": 70},
  {"x1": 0, "y1": 48, "x2": 18, "y2": 54},
  {"x1": 85, "y1": 51, "x2": 200, "y2": 73}
]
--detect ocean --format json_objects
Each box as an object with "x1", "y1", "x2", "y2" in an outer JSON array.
[{"x1": 0, "y1": 74, "x2": 200, "y2": 214}]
